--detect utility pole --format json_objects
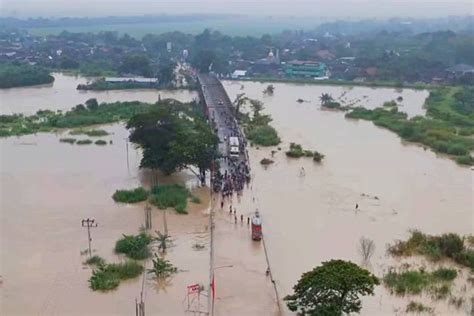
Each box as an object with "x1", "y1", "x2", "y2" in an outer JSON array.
[
  {"x1": 144, "y1": 204, "x2": 152, "y2": 230},
  {"x1": 81, "y1": 218, "x2": 98, "y2": 257},
  {"x1": 124, "y1": 138, "x2": 130, "y2": 173}
]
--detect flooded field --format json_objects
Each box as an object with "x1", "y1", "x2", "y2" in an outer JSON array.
[
  {"x1": 223, "y1": 80, "x2": 473, "y2": 315},
  {"x1": 1, "y1": 77, "x2": 472, "y2": 315},
  {"x1": 0, "y1": 73, "x2": 197, "y2": 115}
]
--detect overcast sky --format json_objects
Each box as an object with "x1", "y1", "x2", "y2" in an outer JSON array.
[{"x1": 1, "y1": 0, "x2": 473, "y2": 18}]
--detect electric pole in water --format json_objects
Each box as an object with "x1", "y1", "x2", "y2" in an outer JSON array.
[{"x1": 81, "y1": 218, "x2": 98, "y2": 257}]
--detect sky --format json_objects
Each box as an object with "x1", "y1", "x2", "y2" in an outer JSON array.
[{"x1": 1, "y1": 0, "x2": 473, "y2": 18}]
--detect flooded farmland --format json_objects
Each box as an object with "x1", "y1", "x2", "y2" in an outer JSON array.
[{"x1": 1, "y1": 75, "x2": 472, "y2": 315}]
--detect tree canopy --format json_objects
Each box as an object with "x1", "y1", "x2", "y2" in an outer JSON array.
[
  {"x1": 284, "y1": 260, "x2": 379, "y2": 315},
  {"x1": 0, "y1": 62, "x2": 54, "y2": 88},
  {"x1": 126, "y1": 102, "x2": 218, "y2": 183}
]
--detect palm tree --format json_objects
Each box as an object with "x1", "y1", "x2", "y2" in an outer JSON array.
[
  {"x1": 154, "y1": 231, "x2": 171, "y2": 252},
  {"x1": 319, "y1": 93, "x2": 334, "y2": 105},
  {"x1": 148, "y1": 254, "x2": 177, "y2": 278}
]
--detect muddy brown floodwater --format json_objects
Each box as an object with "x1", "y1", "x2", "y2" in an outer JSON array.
[
  {"x1": 0, "y1": 72, "x2": 198, "y2": 115},
  {"x1": 1, "y1": 76, "x2": 473, "y2": 315},
  {"x1": 222, "y1": 80, "x2": 473, "y2": 315}
]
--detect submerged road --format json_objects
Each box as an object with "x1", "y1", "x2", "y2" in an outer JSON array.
[{"x1": 197, "y1": 73, "x2": 280, "y2": 316}]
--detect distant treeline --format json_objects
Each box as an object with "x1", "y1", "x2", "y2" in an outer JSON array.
[
  {"x1": 0, "y1": 62, "x2": 54, "y2": 88},
  {"x1": 0, "y1": 14, "x2": 237, "y2": 29}
]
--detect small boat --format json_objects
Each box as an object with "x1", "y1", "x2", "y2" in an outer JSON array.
[{"x1": 251, "y1": 212, "x2": 262, "y2": 241}]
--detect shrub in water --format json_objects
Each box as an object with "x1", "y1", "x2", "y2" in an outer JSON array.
[
  {"x1": 59, "y1": 137, "x2": 76, "y2": 144},
  {"x1": 115, "y1": 233, "x2": 152, "y2": 260},
  {"x1": 89, "y1": 260, "x2": 143, "y2": 291},
  {"x1": 76, "y1": 139, "x2": 93, "y2": 145},
  {"x1": 112, "y1": 187, "x2": 149, "y2": 203},
  {"x1": 95, "y1": 139, "x2": 107, "y2": 145},
  {"x1": 85, "y1": 255, "x2": 106, "y2": 266},
  {"x1": 150, "y1": 184, "x2": 190, "y2": 214}
]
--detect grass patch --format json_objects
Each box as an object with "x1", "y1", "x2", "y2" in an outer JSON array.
[
  {"x1": 112, "y1": 187, "x2": 149, "y2": 203},
  {"x1": 114, "y1": 233, "x2": 152, "y2": 260},
  {"x1": 89, "y1": 260, "x2": 143, "y2": 291},
  {"x1": 76, "y1": 139, "x2": 93, "y2": 145},
  {"x1": 384, "y1": 267, "x2": 457, "y2": 296},
  {"x1": 95, "y1": 139, "x2": 107, "y2": 145},
  {"x1": 406, "y1": 301, "x2": 433, "y2": 313},
  {"x1": 149, "y1": 184, "x2": 190, "y2": 214},
  {"x1": 84, "y1": 255, "x2": 106, "y2": 266},
  {"x1": 388, "y1": 231, "x2": 474, "y2": 270},
  {"x1": 59, "y1": 137, "x2": 76, "y2": 144}
]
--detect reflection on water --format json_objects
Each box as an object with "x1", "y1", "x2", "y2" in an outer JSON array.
[
  {"x1": 0, "y1": 73, "x2": 198, "y2": 115},
  {"x1": 223, "y1": 80, "x2": 473, "y2": 315}
]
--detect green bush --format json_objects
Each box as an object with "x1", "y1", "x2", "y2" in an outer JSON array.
[
  {"x1": 59, "y1": 137, "x2": 77, "y2": 144},
  {"x1": 246, "y1": 125, "x2": 280, "y2": 146},
  {"x1": 89, "y1": 260, "x2": 143, "y2": 291},
  {"x1": 76, "y1": 139, "x2": 93, "y2": 145},
  {"x1": 389, "y1": 231, "x2": 473, "y2": 270},
  {"x1": 95, "y1": 139, "x2": 107, "y2": 145},
  {"x1": 84, "y1": 255, "x2": 106, "y2": 266},
  {"x1": 114, "y1": 233, "x2": 152, "y2": 260},
  {"x1": 150, "y1": 184, "x2": 190, "y2": 214},
  {"x1": 112, "y1": 187, "x2": 149, "y2": 203}
]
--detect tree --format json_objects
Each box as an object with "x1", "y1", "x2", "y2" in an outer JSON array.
[
  {"x1": 147, "y1": 254, "x2": 177, "y2": 278},
  {"x1": 157, "y1": 59, "x2": 176, "y2": 88},
  {"x1": 320, "y1": 93, "x2": 334, "y2": 105},
  {"x1": 120, "y1": 53, "x2": 152, "y2": 77},
  {"x1": 85, "y1": 98, "x2": 99, "y2": 111},
  {"x1": 154, "y1": 231, "x2": 172, "y2": 253},
  {"x1": 284, "y1": 260, "x2": 379, "y2": 315},
  {"x1": 126, "y1": 102, "x2": 218, "y2": 184}
]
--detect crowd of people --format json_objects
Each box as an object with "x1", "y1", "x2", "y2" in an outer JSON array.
[{"x1": 209, "y1": 100, "x2": 251, "y2": 197}]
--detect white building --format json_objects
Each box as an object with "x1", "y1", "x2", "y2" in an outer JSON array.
[{"x1": 231, "y1": 70, "x2": 247, "y2": 79}]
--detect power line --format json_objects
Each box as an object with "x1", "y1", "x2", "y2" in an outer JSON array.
[{"x1": 81, "y1": 218, "x2": 98, "y2": 257}]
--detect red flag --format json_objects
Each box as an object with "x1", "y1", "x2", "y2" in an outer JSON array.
[{"x1": 211, "y1": 273, "x2": 216, "y2": 299}]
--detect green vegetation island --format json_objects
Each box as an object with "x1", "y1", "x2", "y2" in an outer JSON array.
[
  {"x1": 0, "y1": 62, "x2": 54, "y2": 88},
  {"x1": 346, "y1": 86, "x2": 474, "y2": 165}
]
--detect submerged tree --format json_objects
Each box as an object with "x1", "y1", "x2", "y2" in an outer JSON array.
[
  {"x1": 284, "y1": 259, "x2": 379, "y2": 315},
  {"x1": 263, "y1": 84, "x2": 275, "y2": 95},
  {"x1": 126, "y1": 102, "x2": 218, "y2": 184},
  {"x1": 359, "y1": 237, "x2": 376, "y2": 264}
]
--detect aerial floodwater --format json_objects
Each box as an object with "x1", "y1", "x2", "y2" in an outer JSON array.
[
  {"x1": 222, "y1": 80, "x2": 473, "y2": 315},
  {"x1": 1, "y1": 77, "x2": 472, "y2": 315}
]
